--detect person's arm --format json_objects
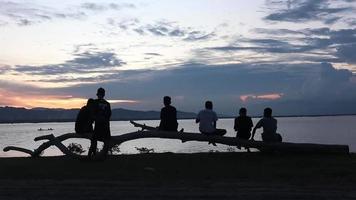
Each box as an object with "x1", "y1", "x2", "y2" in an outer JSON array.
[
  {"x1": 107, "y1": 102, "x2": 112, "y2": 119},
  {"x1": 213, "y1": 112, "x2": 218, "y2": 128},
  {"x1": 195, "y1": 112, "x2": 200, "y2": 123},
  {"x1": 251, "y1": 119, "x2": 262, "y2": 140},
  {"x1": 173, "y1": 107, "x2": 177, "y2": 121},
  {"x1": 248, "y1": 118, "x2": 253, "y2": 132},
  {"x1": 160, "y1": 108, "x2": 164, "y2": 120},
  {"x1": 251, "y1": 128, "x2": 257, "y2": 140},
  {"x1": 234, "y1": 118, "x2": 238, "y2": 131}
]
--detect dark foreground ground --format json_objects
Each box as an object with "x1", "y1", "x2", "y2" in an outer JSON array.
[{"x1": 1, "y1": 152, "x2": 356, "y2": 199}]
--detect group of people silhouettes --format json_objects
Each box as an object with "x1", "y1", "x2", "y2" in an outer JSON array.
[
  {"x1": 159, "y1": 96, "x2": 282, "y2": 143},
  {"x1": 75, "y1": 89, "x2": 282, "y2": 158}
]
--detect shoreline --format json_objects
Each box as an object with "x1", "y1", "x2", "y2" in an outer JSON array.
[
  {"x1": 1, "y1": 152, "x2": 356, "y2": 199},
  {"x1": 1, "y1": 114, "x2": 356, "y2": 124}
]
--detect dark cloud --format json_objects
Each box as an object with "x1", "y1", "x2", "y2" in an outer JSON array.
[
  {"x1": 0, "y1": 1, "x2": 87, "y2": 26},
  {"x1": 210, "y1": 39, "x2": 323, "y2": 54},
  {"x1": 48, "y1": 62, "x2": 356, "y2": 115},
  {"x1": 12, "y1": 51, "x2": 125, "y2": 76},
  {"x1": 6, "y1": 61, "x2": 355, "y2": 115},
  {"x1": 0, "y1": 65, "x2": 11, "y2": 74},
  {"x1": 81, "y1": 2, "x2": 136, "y2": 11},
  {"x1": 132, "y1": 21, "x2": 215, "y2": 41},
  {"x1": 208, "y1": 27, "x2": 356, "y2": 65},
  {"x1": 253, "y1": 28, "x2": 303, "y2": 35},
  {"x1": 336, "y1": 44, "x2": 356, "y2": 64},
  {"x1": 264, "y1": 0, "x2": 355, "y2": 24},
  {"x1": 0, "y1": 2, "x2": 135, "y2": 26},
  {"x1": 145, "y1": 53, "x2": 162, "y2": 56}
]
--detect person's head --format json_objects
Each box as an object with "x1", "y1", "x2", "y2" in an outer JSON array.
[
  {"x1": 97, "y1": 87, "x2": 105, "y2": 99},
  {"x1": 239, "y1": 107, "x2": 247, "y2": 116},
  {"x1": 205, "y1": 101, "x2": 213, "y2": 110},
  {"x1": 163, "y1": 96, "x2": 171, "y2": 106},
  {"x1": 264, "y1": 107, "x2": 272, "y2": 118}
]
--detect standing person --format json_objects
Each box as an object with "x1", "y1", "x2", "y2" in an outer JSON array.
[
  {"x1": 88, "y1": 87, "x2": 112, "y2": 159},
  {"x1": 234, "y1": 107, "x2": 253, "y2": 140},
  {"x1": 196, "y1": 101, "x2": 226, "y2": 145},
  {"x1": 251, "y1": 107, "x2": 282, "y2": 142},
  {"x1": 159, "y1": 96, "x2": 178, "y2": 131},
  {"x1": 75, "y1": 98, "x2": 95, "y2": 135}
]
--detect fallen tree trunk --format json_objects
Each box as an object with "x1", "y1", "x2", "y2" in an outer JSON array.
[{"x1": 3, "y1": 121, "x2": 350, "y2": 158}]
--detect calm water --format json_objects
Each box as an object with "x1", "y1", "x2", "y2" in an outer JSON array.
[{"x1": 0, "y1": 116, "x2": 355, "y2": 157}]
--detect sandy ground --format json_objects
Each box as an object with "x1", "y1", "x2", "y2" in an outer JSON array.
[{"x1": 0, "y1": 152, "x2": 356, "y2": 199}]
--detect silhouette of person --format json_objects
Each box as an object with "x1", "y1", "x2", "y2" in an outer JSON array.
[
  {"x1": 159, "y1": 96, "x2": 178, "y2": 131},
  {"x1": 88, "y1": 88, "x2": 112, "y2": 158},
  {"x1": 234, "y1": 107, "x2": 253, "y2": 140},
  {"x1": 251, "y1": 107, "x2": 282, "y2": 142},
  {"x1": 196, "y1": 101, "x2": 226, "y2": 145},
  {"x1": 75, "y1": 98, "x2": 95, "y2": 135}
]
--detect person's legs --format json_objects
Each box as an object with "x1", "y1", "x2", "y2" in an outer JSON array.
[
  {"x1": 88, "y1": 139, "x2": 97, "y2": 158},
  {"x1": 100, "y1": 139, "x2": 110, "y2": 158},
  {"x1": 236, "y1": 132, "x2": 251, "y2": 140},
  {"x1": 275, "y1": 133, "x2": 282, "y2": 142},
  {"x1": 262, "y1": 133, "x2": 282, "y2": 143},
  {"x1": 215, "y1": 129, "x2": 227, "y2": 136},
  {"x1": 202, "y1": 132, "x2": 217, "y2": 146}
]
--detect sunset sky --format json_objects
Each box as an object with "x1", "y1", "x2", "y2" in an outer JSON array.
[{"x1": 1, "y1": 0, "x2": 356, "y2": 115}]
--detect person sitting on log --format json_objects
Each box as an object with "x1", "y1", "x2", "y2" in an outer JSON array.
[
  {"x1": 196, "y1": 101, "x2": 226, "y2": 145},
  {"x1": 251, "y1": 107, "x2": 282, "y2": 143},
  {"x1": 234, "y1": 107, "x2": 253, "y2": 140},
  {"x1": 75, "y1": 98, "x2": 95, "y2": 135},
  {"x1": 88, "y1": 87, "x2": 112, "y2": 159},
  {"x1": 158, "y1": 96, "x2": 178, "y2": 131}
]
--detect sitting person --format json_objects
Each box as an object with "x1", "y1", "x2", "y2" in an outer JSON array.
[
  {"x1": 251, "y1": 107, "x2": 282, "y2": 142},
  {"x1": 75, "y1": 98, "x2": 95, "y2": 135},
  {"x1": 234, "y1": 107, "x2": 253, "y2": 140},
  {"x1": 196, "y1": 101, "x2": 227, "y2": 139},
  {"x1": 159, "y1": 96, "x2": 178, "y2": 131}
]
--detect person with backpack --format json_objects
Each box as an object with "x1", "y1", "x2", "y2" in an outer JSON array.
[
  {"x1": 75, "y1": 98, "x2": 95, "y2": 135},
  {"x1": 88, "y1": 88, "x2": 112, "y2": 159}
]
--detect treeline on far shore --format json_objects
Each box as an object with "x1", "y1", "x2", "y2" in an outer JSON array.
[
  {"x1": 1, "y1": 106, "x2": 355, "y2": 124},
  {"x1": 0, "y1": 106, "x2": 196, "y2": 124}
]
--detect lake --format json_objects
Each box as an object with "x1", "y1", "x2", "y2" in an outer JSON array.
[{"x1": 0, "y1": 116, "x2": 355, "y2": 157}]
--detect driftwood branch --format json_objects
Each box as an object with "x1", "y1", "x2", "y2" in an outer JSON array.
[{"x1": 3, "y1": 121, "x2": 350, "y2": 158}]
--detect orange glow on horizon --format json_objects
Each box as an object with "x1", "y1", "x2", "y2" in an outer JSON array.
[
  {"x1": 0, "y1": 89, "x2": 139, "y2": 109},
  {"x1": 240, "y1": 93, "x2": 284, "y2": 103}
]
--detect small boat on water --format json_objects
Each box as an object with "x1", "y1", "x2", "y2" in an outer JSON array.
[{"x1": 37, "y1": 128, "x2": 54, "y2": 131}]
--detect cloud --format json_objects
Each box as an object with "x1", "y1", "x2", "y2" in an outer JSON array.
[
  {"x1": 144, "y1": 53, "x2": 162, "y2": 56},
  {"x1": 240, "y1": 93, "x2": 284, "y2": 102},
  {"x1": 122, "y1": 20, "x2": 215, "y2": 41},
  {"x1": 0, "y1": 65, "x2": 11, "y2": 74},
  {"x1": 11, "y1": 51, "x2": 125, "y2": 81},
  {"x1": 264, "y1": 0, "x2": 356, "y2": 24},
  {"x1": 81, "y1": 2, "x2": 135, "y2": 11},
  {"x1": 207, "y1": 26, "x2": 356, "y2": 65},
  {"x1": 336, "y1": 44, "x2": 356, "y2": 64},
  {"x1": 0, "y1": 1, "x2": 136, "y2": 26},
  {"x1": 42, "y1": 61, "x2": 356, "y2": 115},
  {"x1": 3, "y1": 61, "x2": 356, "y2": 115},
  {"x1": 0, "y1": 1, "x2": 87, "y2": 26},
  {"x1": 210, "y1": 38, "x2": 327, "y2": 54}
]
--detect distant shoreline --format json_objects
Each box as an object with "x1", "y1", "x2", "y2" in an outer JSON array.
[{"x1": 1, "y1": 114, "x2": 356, "y2": 124}]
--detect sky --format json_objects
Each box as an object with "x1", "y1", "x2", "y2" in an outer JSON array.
[{"x1": 1, "y1": 0, "x2": 356, "y2": 116}]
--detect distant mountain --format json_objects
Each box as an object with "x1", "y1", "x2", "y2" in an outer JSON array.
[{"x1": 0, "y1": 106, "x2": 197, "y2": 123}]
